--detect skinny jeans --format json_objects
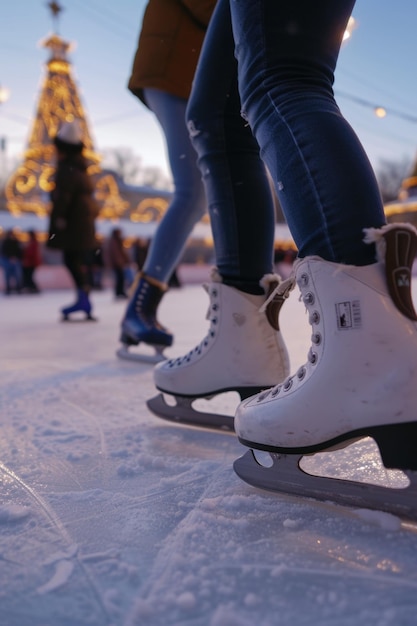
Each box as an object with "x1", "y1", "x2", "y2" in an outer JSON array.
[
  {"x1": 142, "y1": 88, "x2": 207, "y2": 284},
  {"x1": 187, "y1": 0, "x2": 386, "y2": 278}
]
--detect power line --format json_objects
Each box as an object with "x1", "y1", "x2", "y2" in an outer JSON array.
[
  {"x1": 336, "y1": 90, "x2": 417, "y2": 124},
  {"x1": 69, "y1": 0, "x2": 138, "y2": 41},
  {"x1": 94, "y1": 110, "x2": 142, "y2": 126},
  {"x1": 0, "y1": 112, "x2": 31, "y2": 126},
  {"x1": 336, "y1": 66, "x2": 416, "y2": 113}
]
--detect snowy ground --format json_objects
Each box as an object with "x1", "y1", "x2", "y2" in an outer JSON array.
[{"x1": 1, "y1": 279, "x2": 417, "y2": 626}]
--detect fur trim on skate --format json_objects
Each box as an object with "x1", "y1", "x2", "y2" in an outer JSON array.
[
  {"x1": 259, "y1": 273, "x2": 296, "y2": 332},
  {"x1": 363, "y1": 222, "x2": 417, "y2": 264},
  {"x1": 364, "y1": 223, "x2": 417, "y2": 320},
  {"x1": 210, "y1": 267, "x2": 223, "y2": 283},
  {"x1": 259, "y1": 273, "x2": 283, "y2": 292}
]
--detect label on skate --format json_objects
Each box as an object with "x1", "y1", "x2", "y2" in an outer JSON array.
[{"x1": 335, "y1": 300, "x2": 361, "y2": 330}]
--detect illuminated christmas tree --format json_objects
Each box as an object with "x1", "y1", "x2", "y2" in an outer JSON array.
[{"x1": 5, "y1": 1, "x2": 128, "y2": 219}]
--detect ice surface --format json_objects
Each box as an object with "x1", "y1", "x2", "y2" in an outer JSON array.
[{"x1": 1, "y1": 279, "x2": 417, "y2": 626}]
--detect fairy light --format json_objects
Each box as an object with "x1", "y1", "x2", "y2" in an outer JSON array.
[
  {"x1": 374, "y1": 106, "x2": 387, "y2": 119},
  {"x1": 0, "y1": 84, "x2": 10, "y2": 104},
  {"x1": 343, "y1": 16, "x2": 356, "y2": 41}
]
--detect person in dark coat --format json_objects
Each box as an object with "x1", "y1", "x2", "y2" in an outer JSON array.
[{"x1": 47, "y1": 120, "x2": 100, "y2": 320}]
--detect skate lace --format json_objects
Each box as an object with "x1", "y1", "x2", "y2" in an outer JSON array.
[
  {"x1": 166, "y1": 284, "x2": 219, "y2": 367},
  {"x1": 256, "y1": 264, "x2": 320, "y2": 402}
]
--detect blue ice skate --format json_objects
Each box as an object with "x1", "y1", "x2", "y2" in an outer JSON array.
[{"x1": 117, "y1": 274, "x2": 173, "y2": 363}]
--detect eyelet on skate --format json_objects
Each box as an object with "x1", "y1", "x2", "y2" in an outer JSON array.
[
  {"x1": 308, "y1": 349, "x2": 318, "y2": 365},
  {"x1": 283, "y1": 378, "x2": 293, "y2": 391},
  {"x1": 212, "y1": 317, "x2": 218, "y2": 325},
  {"x1": 303, "y1": 292, "x2": 315, "y2": 306},
  {"x1": 271, "y1": 385, "x2": 281, "y2": 397},
  {"x1": 309, "y1": 310, "x2": 320, "y2": 325},
  {"x1": 297, "y1": 366, "x2": 306, "y2": 380},
  {"x1": 312, "y1": 332, "x2": 322, "y2": 345},
  {"x1": 212, "y1": 303, "x2": 218, "y2": 311},
  {"x1": 298, "y1": 273, "x2": 309, "y2": 287},
  {"x1": 257, "y1": 390, "x2": 270, "y2": 402},
  {"x1": 212, "y1": 289, "x2": 218, "y2": 297}
]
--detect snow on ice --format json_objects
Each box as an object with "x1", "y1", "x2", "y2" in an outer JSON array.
[{"x1": 1, "y1": 279, "x2": 417, "y2": 626}]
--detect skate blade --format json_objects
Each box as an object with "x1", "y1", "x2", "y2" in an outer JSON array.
[
  {"x1": 61, "y1": 315, "x2": 98, "y2": 322},
  {"x1": 234, "y1": 449, "x2": 417, "y2": 522},
  {"x1": 147, "y1": 393, "x2": 235, "y2": 432},
  {"x1": 116, "y1": 344, "x2": 166, "y2": 364}
]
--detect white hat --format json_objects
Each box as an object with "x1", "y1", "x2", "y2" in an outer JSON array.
[{"x1": 56, "y1": 119, "x2": 83, "y2": 145}]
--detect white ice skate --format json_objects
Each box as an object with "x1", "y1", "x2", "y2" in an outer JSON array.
[
  {"x1": 234, "y1": 223, "x2": 417, "y2": 521},
  {"x1": 147, "y1": 270, "x2": 292, "y2": 430}
]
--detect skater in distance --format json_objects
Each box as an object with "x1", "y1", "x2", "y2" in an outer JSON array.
[
  {"x1": 149, "y1": 0, "x2": 417, "y2": 518},
  {"x1": 47, "y1": 119, "x2": 99, "y2": 322},
  {"x1": 117, "y1": 0, "x2": 217, "y2": 363}
]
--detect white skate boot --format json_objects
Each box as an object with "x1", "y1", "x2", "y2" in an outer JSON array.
[
  {"x1": 147, "y1": 270, "x2": 291, "y2": 430},
  {"x1": 234, "y1": 223, "x2": 417, "y2": 520}
]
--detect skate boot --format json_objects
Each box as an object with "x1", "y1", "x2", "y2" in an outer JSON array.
[
  {"x1": 117, "y1": 273, "x2": 173, "y2": 363},
  {"x1": 147, "y1": 270, "x2": 292, "y2": 430},
  {"x1": 61, "y1": 288, "x2": 96, "y2": 321},
  {"x1": 234, "y1": 223, "x2": 417, "y2": 520}
]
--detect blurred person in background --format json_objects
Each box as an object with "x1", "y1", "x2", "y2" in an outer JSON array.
[
  {"x1": 22, "y1": 230, "x2": 42, "y2": 294},
  {"x1": 1, "y1": 229, "x2": 23, "y2": 295},
  {"x1": 47, "y1": 120, "x2": 100, "y2": 321},
  {"x1": 105, "y1": 228, "x2": 131, "y2": 300}
]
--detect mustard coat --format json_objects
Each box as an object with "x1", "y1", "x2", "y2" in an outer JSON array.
[{"x1": 128, "y1": 0, "x2": 216, "y2": 105}]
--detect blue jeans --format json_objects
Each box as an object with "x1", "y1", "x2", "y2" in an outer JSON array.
[
  {"x1": 142, "y1": 88, "x2": 206, "y2": 284},
  {"x1": 2, "y1": 258, "x2": 22, "y2": 293},
  {"x1": 187, "y1": 0, "x2": 386, "y2": 275},
  {"x1": 187, "y1": 0, "x2": 276, "y2": 291}
]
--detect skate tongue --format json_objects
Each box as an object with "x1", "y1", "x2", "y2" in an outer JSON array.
[
  {"x1": 259, "y1": 275, "x2": 295, "y2": 313},
  {"x1": 259, "y1": 275, "x2": 295, "y2": 331}
]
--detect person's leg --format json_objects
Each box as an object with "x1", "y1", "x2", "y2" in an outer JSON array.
[
  {"x1": 63, "y1": 250, "x2": 86, "y2": 289},
  {"x1": 15, "y1": 261, "x2": 23, "y2": 293},
  {"x1": 114, "y1": 267, "x2": 126, "y2": 297},
  {"x1": 27, "y1": 267, "x2": 39, "y2": 292},
  {"x1": 10, "y1": 261, "x2": 22, "y2": 293},
  {"x1": 62, "y1": 251, "x2": 93, "y2": 318},
  {"x1": 142, "y1": 88, "x2": 206, "y2": 284},
  {"x1": 186, "y1": 0, "x2": 275, "y2": 294},
  {"x1": 231, "y1": 1, "x2": 417, "y2": 472},
  {"x1": 22, "y1": 267, "x2": 31, "y2": 290},
  {"x1": 3, "y1": 259, "x2": 12, "y2": 294},
  {"x1": 119, "y1": 89, "x2": 205, "y2": 353},
  {"x1": 231, "y1": 0, "x2": 385, "y2": 265}
]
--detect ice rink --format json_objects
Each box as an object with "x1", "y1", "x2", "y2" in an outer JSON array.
[{"x1": 1, "y1": 279, "x2": 417, "y2": 626}]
